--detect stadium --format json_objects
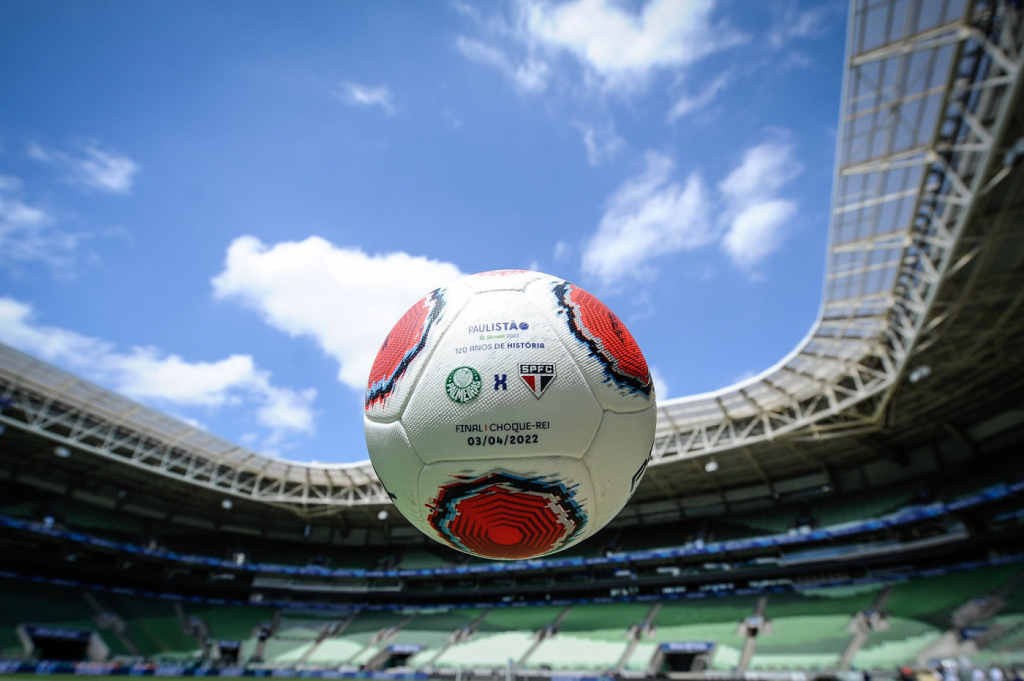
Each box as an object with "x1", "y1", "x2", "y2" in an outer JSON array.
[{"x1": 1, "y1": 0, "x2": 1023, "y2": 678}]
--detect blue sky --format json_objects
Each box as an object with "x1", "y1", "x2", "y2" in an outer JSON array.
[{"x1": 0, "y1": 0, "x2": 846, "y2": 463}]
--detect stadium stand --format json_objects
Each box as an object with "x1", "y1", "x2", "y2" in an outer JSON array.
[
  {"x1": 360, "y1": 608, "x2": 486, "y2": 669},
  {"x1": 812, "y1": 486, "x2": 922, "y2": 528},
  {"x1": 184, "y1": 605, "x2": 273, "y2": 642},
  {"x1": 0, "y1": 468, "x2": 1010, "y2": 583},
  {"x1": 1, "y1": 0, "x2": 1023, "y2": 676},
  {"x1": 2, "y1": 565, "x2": 1023, "y2": 671},
  {"x1": 974, "y1": 619, "x2": 1024, "y2": 667},
  {"x1": 623, "y1": 596, "x2": 753, "y2": 672},
  {"x1": 96, "y1": 594, "x2": 198, "y2": 660},
  {"x1": 524, "y1": 602, "x2": 651, "y2": 671},
  {"x1": 395, "y1": 550, "x2": 451, "y2": 571},
  {"x1": 850, "y1": 564, "x2": 1024, "y2": 669},
  {"x1": 978, "y1": 582, "x2": 1024, "y2": 664},
  {"x1": 1, "y1": 449, "x2": 1021, "y2": 585},
  {"x1": 432, "y1": 605, "x2": 565, "y2": 668},
  {"x1": 290, "y1": 611, "x2": 360, "y2": 667},
  {"x1": 747, "y1": 589, "x2": 878, "y2": 671},
  {"x1": 314, "y1": 609, "x2": 409, "y2": 667},
  {"x1": 276, "y1": 614, "x2": 333, "y2": 642},
  {"x1": 0, "y1": 579, "x2": 122, "y2": 660}
]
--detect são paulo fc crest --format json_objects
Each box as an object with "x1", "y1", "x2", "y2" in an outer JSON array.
[{"x1": 520, "y1": 363, "x2": 555, "y2": 398}]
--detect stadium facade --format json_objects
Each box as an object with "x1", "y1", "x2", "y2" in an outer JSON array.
[{"x1": 1, "y1": 0, "x2": 1023, "y2": 676}]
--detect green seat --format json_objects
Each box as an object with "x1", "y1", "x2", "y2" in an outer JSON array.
[
  {"x1": 0, "y1": 579, "x2": 96, "y2": 657},
  {"x1": 298, "y1": 610, "x2": 408, "y2": 666},
  {"x1": 749, "y1": 616, "x2": 851, "y2": 670},
  {"x1": 525, "y1": 602, "x2": 652, "y2": 670},
  {"x1": 369, "y1": 609, "x2": 484, "y2": 668},
  {"x1": 884, "y1": 565, "x2": 1020, "y2": 628},
  {"x1": 187, "y1": 605, "x2": 275, "y2": 640},
  {"x1": 276, "y1": 618, "x2": 326, "y2": 640},
  {"x1": 434, "y1": 605, "x2": 564, "y2": 668},
  {"x1": 850, "y1": 565, "x2": 1022, "y2": 669},
  {"x1": 813, "y1": 487, "x2": 917, "y2": 527},
  {"x1": 557, "y1": 602, "x2": 652, "y2": 639},
  {"x1": 111, "y1": 595, "x2": 198, "y2": 656},
  {"x1": 746, "y1": 589, "x2": 878, "y2": 670},
  {"x1": 631, "y1": 596, "x2": 754, "y2": 672},
  {"x1": 434, "y1": 631, "x2": 536, "y2": 667},
  {"x1": 852, "y1": 631, "x2": 942, "y2": 668},
  {"x1": 305, "y1": 638, "x2": 364, "y2": 665},
  {"x1": 528, "y1": 635, "x2": 627, "y2": 670},
  {"x1": 261, "y1": 639, "x2": 312, "y2": 664},
  {"x1": 398, "y1": 550, "x2": 451, "y2": 570}
]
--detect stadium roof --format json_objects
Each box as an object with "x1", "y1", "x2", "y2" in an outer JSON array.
[{"x1": 1, "y1": 0, "x2": 1023, "y2": 521}]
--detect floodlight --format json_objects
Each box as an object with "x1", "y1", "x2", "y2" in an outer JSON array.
[
  {"x1": 377, "y1": 509, "x2": 389, "y2": 521},
  {"x1": 221, "y1": 499, "x2": 233, "y2": 510},
  {"x1": 704, "y1": 459, "x2": 719, "y2": 473},
  {"x1": 908, "y1": 365, "x2": 932, "y2": 383},
  {"x1": 54, "y1": 446, "x2": 71, "y2": 458}
]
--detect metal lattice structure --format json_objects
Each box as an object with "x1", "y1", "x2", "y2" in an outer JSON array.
[
  {"x1": 0, "y1": 345, "x2": 390, "y2": 513},
  {"x1": 652, "y1": 0, "x2": 1023, "y2": 463},
  {"x1": 0, "y1": 0, "x2": 1022, "y2": 516}
]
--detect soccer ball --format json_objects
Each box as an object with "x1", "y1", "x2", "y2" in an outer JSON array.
[{"x1": 364, "y1": 269, "x2": 657, "y2": 560}]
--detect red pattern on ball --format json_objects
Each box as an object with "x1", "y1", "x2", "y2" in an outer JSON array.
[
  {"x1": 568, "y1": 286, "x2": 649, "y2": 383},
  {"x1": 444, "y1": 484, "x2": 572, "y2": 559},
  {"x1": 365, "y1": 294, "x2": 433, "y2": 409}
]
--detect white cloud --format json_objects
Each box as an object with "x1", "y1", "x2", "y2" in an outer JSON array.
[
  {"x1": 258, "y1": 385, "x2": 318, "y2": 441},
  {"x1": 453, "y1": 0, "x2": 744, "y2": 95},
  {"x1": 28, "y1": 141, "x2": 138, "y2": 194},
  {"x1": 718, "y1": 142, "x2": 802, "y2": 268},
  {"x1": 0, "y1": 297, "x2": 316, "y2": 446},
  {"x1": 449, "y1": 0, "x2": 481, "y2": 21},
  {"x1": 333, "y1": 81, "x2": 397, "y2": 114},
  {"x1": 721, "y1": 199, "x2": 798, "y2": 268},
  {"x1": 767, "y1": 2, "x2": 834, "y2": 49},
  {"x1": 649, "y1": 365, "x2": 670, "y2": 400},
  {"x1": 523, "y1": 0, "x2": 746, "y2": 90},
  {"x1": 455, "y1": 37, "x2": 551, "y2": 93},
  {"x1": 581, "y1": 152, "x2": 713, "y2": 285},
  {"x1": 576, "y1": 120, "x2": 623, "y2": 165},
  {"x1": 0, "y1": 180, "x2": 80, "y2": 272},
  {"x1": 211, "y1": 236, "x2": 465, "y2": 392},
  {"x1": 667, "y1": 71, "x2": 732, "y2": 122},
  {"x1": 580, "y1": 140, "x2": 802, "y2": 283},
  {"x1": 733, "y1": 369, "x2": 757, "y2": 384},
  {"x1": 443, "y1": 110, "x2": 464, "y2": 129},
  {"x1": 553, "y1": 240, "x2": 570, "y2": 261},
  {"x1": 0, "y1": 175, "x2": 21, "y2": 191},
  {"x1": 719, "y1": 142, "x2": 802, "y2": 204}
]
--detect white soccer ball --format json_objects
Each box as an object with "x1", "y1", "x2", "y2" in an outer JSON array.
[{"x1": 364, "y1": 269, "x2": 657, "y2": 560}]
